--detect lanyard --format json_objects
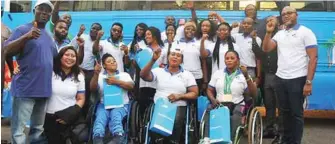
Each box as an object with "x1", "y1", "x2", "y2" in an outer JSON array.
[{"x1": 224, "y1": 70, "x2": 238, "y2": 94}]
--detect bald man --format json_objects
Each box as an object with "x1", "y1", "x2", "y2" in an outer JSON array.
[{"x1": 263, "y1": 6, "x2": 318, "y2": 144}]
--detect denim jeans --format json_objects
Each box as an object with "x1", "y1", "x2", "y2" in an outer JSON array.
[
  {"x1": 92, "y1": 103, "x2": 128, "y2": 139},
  {"x1": 275, "y1": 76, "x2": 306, "y2": 144},
  {"x1": 11, "y1": 97, "x2": 47, "y2": 144}
]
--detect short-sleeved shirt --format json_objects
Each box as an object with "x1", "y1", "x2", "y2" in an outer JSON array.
[
  {"x1": 209, "y1": 68, "x2": 247, "y2": 104},
  {"x1": 272, "y1": 24, "x2": 318, "y2": 79},
  {"x1": 207, "y1": 42, "x2": 240, "y2": 74},
  {"x1": 54, "y1": 37, "x2": 79, "y2": 52},
  {"x1": 127, "y1": 39, "x2": 147, "y2": 60},
  {"x1": 98, "y1": 70, "x2": 134, "y2": 105},
  {"x1": 160, "y1": 26, "x2": 185, "y2": 43},
  {"x1": 5, "y1": 23, "x2": 57, "y2": 97},
  {"x1": 138, "y1": 46, "x2": 164, "y2": 88},
  {"x1": 151, "y1": 66, "x2": 197, "y2": 106},
  {"x1": 79, "y1": 34, "x2": 95, "y2": 70},
  {"x1": 46, "y1": 72, "x2": 85, "y2": 114},
  {"x1": 175, "y1": 38, "x2": 203, "y2": 79},
  {"x1": 100, "y1": 38, "x2": 126, "y2": 72},
  {"x1": 232, "y1": 33, "x2": 262, "y2": 67}
]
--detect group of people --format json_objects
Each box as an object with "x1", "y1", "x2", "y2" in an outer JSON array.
[{"x1": 1, "y1": 0, "x2": 317, "y2": 144}]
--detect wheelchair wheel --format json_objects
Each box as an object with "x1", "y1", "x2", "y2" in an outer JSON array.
[
  {"x1": 128, "y1": 101, "x2": 141, "y2": 143},
  {"x1": 233, "y1": 126, "x2": 244, "y2": 144},
  {"x1": 141, "y1": 103, "x2": 154, "y2": 144},
  {"x1": 247, "y1": 107, "x2": 263, "y2": 144}
]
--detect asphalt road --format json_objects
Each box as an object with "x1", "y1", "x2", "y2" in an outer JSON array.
[{"x1": 1, "y1": 118, "x2": 335, "y2": 144}]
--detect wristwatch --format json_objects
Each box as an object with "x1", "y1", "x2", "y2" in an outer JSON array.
[{"x1": 306, "y1": 80, "x2": 312, "y2": 85}]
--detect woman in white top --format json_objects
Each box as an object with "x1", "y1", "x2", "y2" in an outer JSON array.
[
  {"x1": 196, "y1": 19, "x2": 217, "y2": 90},
  {"x1": 90, "y1": 53, "x2": 134, "y2": 144},
  {"x1": 127, "y1": 23, "x2": 148, "y2": 79},
  {"x1": 44, "y1": 46, "x2": 86, "y2": 144},
  {"x1": 203, "y1": 50, "x2": 257, "y2": 141},
  {"x1": 201, "y1": 22, "x2": 240, "y2": 74},
  {"x1": 136, "y1": 26, "x2": 165, "y2": 119},
  {"x1": 140, "y1": 47, "x2": 198, "y2": 143},
  {"x1": 161, "y1": 24, "x2": 177, "y2": 66}
]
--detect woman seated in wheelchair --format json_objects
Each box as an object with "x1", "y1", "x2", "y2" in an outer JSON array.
[
  {"x1": 90, "y1": 53, "x2": 134, "y2": 144},
  {"x1": 203, "y1": 50, "x2": 257, "y2": 141},
  {"x1": 140, "y1": 47, "x2": 198, "y2": 143}
]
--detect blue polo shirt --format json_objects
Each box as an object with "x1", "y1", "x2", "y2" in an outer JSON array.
[{"x1": 5, "y1": 23, "x2": 57, "y2": 98}]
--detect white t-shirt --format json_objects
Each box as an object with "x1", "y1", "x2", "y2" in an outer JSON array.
[
  {"x1": 207, "y1": 42, "x2": 240, "y2": 74},
  {"x1": 47, "y1": 72, "x2": 85, "y2": 114},
  {"x1": 232, "y1": 33, "x2": 262, "y2": 67},
  {"x1": 79, "y1": 34, "x2": 95, "y2": 70},
  {"x1": 161, "y1": 26, "x2": 185, "y2": 43},
  {"x1": 100, "y1": 38, "x2": 126, "y2": 72},
  {"x1": 209, "y1": 69, "x2": 247, "y2": 104},
  {"x1": 127, "y1": 40, "x2": 147, "y2": 50},
  {"x1": 272, "y1": 24, "x2": 318, "y2": 79},
  {"x1": 176, "y1": 38, "x2": 203, "y2": 79},
  {"x1": 151, "y1": 67, "x2": 197, "y2": 106},
  {"x1": 98, "y1": 71, "x2": 134, "y2": 105}
]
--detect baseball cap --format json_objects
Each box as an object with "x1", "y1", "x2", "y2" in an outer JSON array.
[{"x1": 34, "y1": 0, "x2": 54, "y2": 11}]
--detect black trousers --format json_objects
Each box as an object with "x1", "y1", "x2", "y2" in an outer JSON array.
[
  {"x1": 82, "y1": 69, "x2": 94, "y2": 116},
  {"x1": 139, "y1": 87, "x2": 156, "y2": 117},
  {"x1": 150, "y1": 106, "x2": 187, "y2": 144},
  {"x1": 275, "y1": 76, "x2": 306, "y2": 144},
  {"x1": 263, "y1": 73, "x2": 283, "y2": 134},
  {"x1": 44, "y1": 113, "x2": 70, "y2": 144}
]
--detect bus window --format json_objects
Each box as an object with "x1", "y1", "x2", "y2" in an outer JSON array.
[{"x1": 10, "y1": 1, "x2": 31, "y2": 13}]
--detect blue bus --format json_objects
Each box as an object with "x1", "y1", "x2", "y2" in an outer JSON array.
[{"x1": 2, "y1": 0, "x2": 335, "y2": 118}]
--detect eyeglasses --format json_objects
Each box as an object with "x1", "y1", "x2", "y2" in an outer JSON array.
[
  {"x1": 282, "y1": 11, "x2": 296, "y2": 16},
  {"x1": 112, "y1": 28, "x2": 121, "y2": 33}
]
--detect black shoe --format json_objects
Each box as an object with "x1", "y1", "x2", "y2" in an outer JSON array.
[
  {"x1": 108, "y1": 133, "x2": 126, "y2": 144},
  {"x1": 272, "y1": 135, "x2": 285, "y2": 144},
  {"x1": 263, "y1": 129, "x2": 276, "y2": 138}
]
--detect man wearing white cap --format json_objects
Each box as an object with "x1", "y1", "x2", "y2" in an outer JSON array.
[
  {"x1": 263, "y1": 6, "x2": 318, "y2": 144},
  {"x1": 4, "y1": 0, "x2": 55, "y2": 143}
]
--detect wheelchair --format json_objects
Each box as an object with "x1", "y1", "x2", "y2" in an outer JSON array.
[
  {"x1": 139, "y1": 101, "x2": 198, "y2": 144},
  {"x1": 64, "y1": 91, "x2": 142, "y2": 144},
  {"x1": 198, "y1": 89, "x2": 263, "y2": 144}
]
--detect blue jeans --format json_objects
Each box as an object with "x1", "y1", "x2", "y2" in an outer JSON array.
[
  {"x1": 93, "y1": 103, "x2": 128, "y2": 138},
  {"x1": 11, "y1": 97, "x2": 47, "y2": 144}
]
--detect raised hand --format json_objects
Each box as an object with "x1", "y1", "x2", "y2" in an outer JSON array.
[
  {"x1": 185, "y1": 1, "x2": 194, "y2": 9},
  {"x1": 201, "y1": 34, "x2": 209, "y2": 41},
  {"x1": 266, "y1": 20, "x2": 276, "y2": 33},
  {"x1": 97, "y1": 30, "x2": 104, "y2": 40},
  {"x1": 26, "y1": 22, "x2": 41, "y2": 39},
  {"x1": 152, "y1": 48, "x2": 162, "y2": 61},
  {"x1": 77, "y1": 24, "x2": 86, "y2": 37},
  {"x1": 240, "y1": 65, "x2": 249, "y2": 77},
  {"x1": 120, "y1": 44, "x2": 129, "y2": 55},
  {"x1": 250, "y1": 30, "x2": 257, "y2": 39},
  {"x1": 76, "y1": 37, "x2": 85, "y2": 48}
]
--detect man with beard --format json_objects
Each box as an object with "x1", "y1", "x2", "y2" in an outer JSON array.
[
  {"x1": 3, "y1": 1, "x2": 55, "y2": 143},
  {"x1": 263, "y1": 6, "x2": 318, "y2": 144},
  {"x1": 49, "y1": 0, "x2": 73, "y2": 40},
  {"x1": 93, "y1": 22, "x2": 129, "y2": 72},
  {"x1": 53, "y1": 20, "x2": 85, "y2": 64}
]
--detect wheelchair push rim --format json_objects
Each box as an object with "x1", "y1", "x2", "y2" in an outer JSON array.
[{"x1": 248, "y1": 108, "x2": 263, "y2": 144}]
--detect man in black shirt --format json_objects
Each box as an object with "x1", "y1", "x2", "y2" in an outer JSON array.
[{"x1": 252, "y1": 16, "x2": 284, "y2": 144}]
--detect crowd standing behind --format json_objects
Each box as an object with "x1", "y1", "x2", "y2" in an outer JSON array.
[{"x1": 2, "y1": 1, "x2": 317, "y2": 144}]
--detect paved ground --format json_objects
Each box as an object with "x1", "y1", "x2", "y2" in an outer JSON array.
[{"x1": 1, "y1": 118, "x2": 335, "y2": 144}]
